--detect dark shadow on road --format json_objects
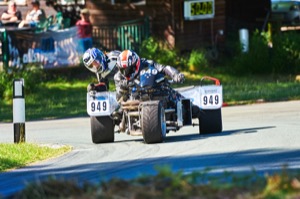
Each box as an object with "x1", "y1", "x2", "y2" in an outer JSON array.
[{"x1": 164, "y1": 126, "x2": 276, "y2": 143}]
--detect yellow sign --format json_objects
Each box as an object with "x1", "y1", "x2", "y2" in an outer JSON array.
[
  {"x1": 191, "y1": 1, "x2": 213, "y2": 16},
  {"x1": 184, "y1": 0, "x2": 214, "y2": 20}
]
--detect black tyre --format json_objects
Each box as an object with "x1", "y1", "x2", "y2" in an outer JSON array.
[
  {"x1": 199, "y1": 109, "x2": 222, "y2": 134},
  {"x1": 91, "y1": 116, "x2": 114, "y2": 143},
  {"x1": 142, "y1": 101, "x2": 166, "y2": 144}
]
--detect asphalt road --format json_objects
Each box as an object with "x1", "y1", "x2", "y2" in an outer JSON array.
[{"x1": 0, "y1": 100, "x2": 300, "y2": 197}]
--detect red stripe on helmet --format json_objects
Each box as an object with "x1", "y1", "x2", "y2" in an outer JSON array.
[
  {"x1": 121, "y1": 50, "x2": 130, "y2": 68},
  {"x1": 135, "y1": 56, "x2": 140, "y2": 74}
]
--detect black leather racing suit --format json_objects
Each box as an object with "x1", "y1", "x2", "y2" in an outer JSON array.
[{"x1": 114, "y1": 58, "x2": 182, "y2": 101}]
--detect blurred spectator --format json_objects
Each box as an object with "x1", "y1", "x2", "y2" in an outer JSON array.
[
  {"x1": 76, "y1": 8, "x2": 93, "y2": 53},
  {"x1": 1, "y1": 1, "x2": 22, "y2": 26},
  {"x1": 18, "y1": 0, "x2": 46, "y2": 28}
]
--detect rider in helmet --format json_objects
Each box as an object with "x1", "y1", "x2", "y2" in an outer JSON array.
[
  {"x1": 114, "y1": 49, "x2": 200, "y2": 120},
  {"x1": 113, "y1": 49, "x2": 186, "y2": 131},
  {"x1": 83, "y1": 47, "x2": 121, "y2": 91},
  {"x1": 114, "y1": 49, "x2": 185, "y2": 101}
]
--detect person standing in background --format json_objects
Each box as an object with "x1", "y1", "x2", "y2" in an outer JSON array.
[
  {"x1": 1, "y1": 1, "x2": 22, "y2": 26},
  {"x1": 76, "y1": 8, "x2": 93, "y2": 54}
]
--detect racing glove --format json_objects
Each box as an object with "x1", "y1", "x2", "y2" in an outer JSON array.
[
  {"x1": 87, "y1": 82, "x2": 107, "y2": 92},
  {"x1": 173, "y1": 73, "x2": 185, "y2": 83},
  {"x1": 87, "y1": 83, "x2": 95, "y2": 92}
]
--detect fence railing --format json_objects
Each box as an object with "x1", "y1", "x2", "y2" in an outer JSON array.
[
  {"x1": 93, "y1": 17, "x2": 150, "y2": 53},
  {"x1": 0, "y1": 29, "x2": 9, "y2": 70}
]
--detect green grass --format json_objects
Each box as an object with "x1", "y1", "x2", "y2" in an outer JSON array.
[
  {"x1": 184, "y1": 71, "x2": 300, "y2": 104},
  {"x1": 0, "y1": 79, "x2": 91, "y2": 122},
  {"x1": 11, "y1": 166, "x2": 300, "y2": 199},
  {"x1": 1, "y1": 69, "x2": 300, "y2": 123},
  {"x1": 0, "y1": 143, "x2": 72, "y2": 172}
]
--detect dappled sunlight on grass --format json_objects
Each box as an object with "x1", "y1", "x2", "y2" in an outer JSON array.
[
  {"x1": 1, "y1": 72, "x2": 300, "y2": 122},
  {"x1": 223, "y1": 81, "x2": 300, "y2": 103},
  {"x1": 23, "y1": 81, "x2": 88, "y2": 121},
  {"x1": 44, "y1": 81, "x2": 91, "y2": 89}
]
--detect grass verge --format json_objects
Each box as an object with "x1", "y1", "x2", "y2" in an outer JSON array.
[
  {"x1": 0, "y1": 143, "x2": 72, "y2": 172},
  {"x1": 11, "y1": 166, "x2": 300, "y2": 199}
]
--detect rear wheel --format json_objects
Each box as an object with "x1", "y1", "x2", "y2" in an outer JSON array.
[
  {"x1": 142, "y1": 101, "x2": 166, "y2": 144},
  {"x1": 198, "y1": 109, "x2": 222, "y2": 134},
  {"x1": 91, "y1": 116, "x2": 114, "y2": 143}
]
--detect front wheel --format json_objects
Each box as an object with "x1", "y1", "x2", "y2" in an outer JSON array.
[
  {"x1": 198, "y1": 109, "x2": 222, "y2": 134},
  {"x1": 142, "y1": 101, "x2": 166, "y2": 144},
  {"x1": 91, "y1": 116, "x2": 114, "y2": 143}
]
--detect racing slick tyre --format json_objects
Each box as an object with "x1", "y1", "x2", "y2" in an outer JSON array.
[
  {"x1": 91, "y1": 116, "x2": 114, "y2": 143},
  {"x1": 142, "y1": 101, "x2": 167, "y2": 144},
  {"x1": 198, "y1": 108, "x2": 222, "y2": 134}
]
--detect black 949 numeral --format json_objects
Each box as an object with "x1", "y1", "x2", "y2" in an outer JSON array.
[
  {"x1": 91, "y1": 101, "x2": 107, "y2": 112},
  {"x1": 203, "y1": 95, "x2": 219, "y2": 105}
]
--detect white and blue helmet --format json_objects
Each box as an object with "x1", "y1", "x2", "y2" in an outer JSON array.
[{"x1": 82, "y1": 48, "x2": 107, "y2": 74}]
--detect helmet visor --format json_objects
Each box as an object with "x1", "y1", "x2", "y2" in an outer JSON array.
[
  {"x1": 88, "y1": 60, "x2": 104, "y2": 73},
  {"x1": 120, "y1": 65, "x2": 134, "y2": 78}
]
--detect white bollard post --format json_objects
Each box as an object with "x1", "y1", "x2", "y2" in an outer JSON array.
[
  {"x1": 239, "y1": 29, "x2": 249, "y2": 53},
  {"x1": 13, "y1": 79, "x2": 25, "y2": 143}
]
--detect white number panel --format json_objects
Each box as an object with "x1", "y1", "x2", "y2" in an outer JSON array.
[
  {"x1": 86, "y1": 92, "x2": 118, "y2": 116},
  {"x1": 199, "y1": 85, "x2": 223, "y2": 109}
]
